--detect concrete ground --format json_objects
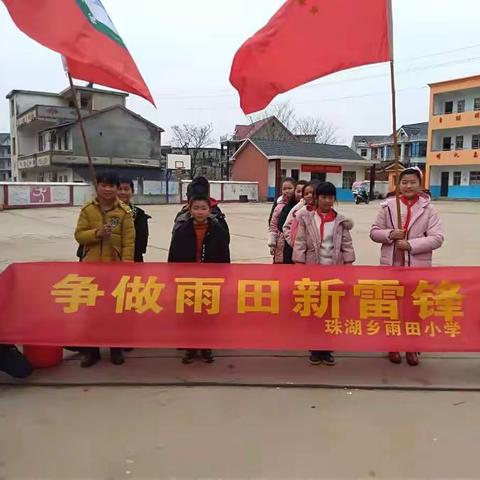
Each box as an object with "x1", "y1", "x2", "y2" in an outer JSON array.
[{"x1": 1, "y1": 200, "x2": 480, "y2": 479}]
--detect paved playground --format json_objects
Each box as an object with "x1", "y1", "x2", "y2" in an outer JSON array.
[{"x1": 1, "y1": 200, "x2": 480, "y2": 479}]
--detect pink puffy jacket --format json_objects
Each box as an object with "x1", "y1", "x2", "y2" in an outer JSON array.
[{"x1": 370, "y1": 195, "x2": 444, "y2": 267}]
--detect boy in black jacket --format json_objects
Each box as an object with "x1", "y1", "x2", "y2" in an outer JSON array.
[
  {"x1": 168, "y1": 194, "x2": 230, "y2": 364},
  {"x1": 174, "y1": 176, "x2": 230, "y2": 242},
  {"x1": 118, "y1": 178, "x2": 151, "y2": 262}
]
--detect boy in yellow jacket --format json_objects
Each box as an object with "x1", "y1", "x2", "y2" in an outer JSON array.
[{"x1": 74, "y1": 171, "x2": 135, "y2": 367}]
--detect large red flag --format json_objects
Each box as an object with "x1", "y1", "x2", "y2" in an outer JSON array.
[
  {"x1": 2, "y1": 0, "x2": 154, "y2": 105},
  {"x1": 230, "y1": 0, "x2": 392, "y2": 114}
]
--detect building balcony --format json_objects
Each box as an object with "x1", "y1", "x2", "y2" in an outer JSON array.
[
  {"x1": 430, "y1": 110, "x2": 480, "y2": 130},
  {"x1": 427, "y1": 148, "x2": 480, "y2": 166},
  {"x1": 16, "y1": 105, "x2": 90, "y2": 130},
  {"x1": 18, "y1": 151, "x2": 161, "y2": 170}
]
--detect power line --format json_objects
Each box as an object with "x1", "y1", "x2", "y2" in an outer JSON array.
[{"x1": 152, "y1": 44, "x2": 480, "y2": 100}]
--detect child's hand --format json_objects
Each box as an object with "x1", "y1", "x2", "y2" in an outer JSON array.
[
  {"x1": 96, "y1": 224, "x2": 112, "y2": 238},
  {"x1": 396, "y1": 240, "x2": 411, "y2": 251},
  {"x1": 390, "y1": 229, "x2": 405, "y2": 240}
]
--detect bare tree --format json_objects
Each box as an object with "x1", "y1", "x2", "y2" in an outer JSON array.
[
  {"x1": 171, "y1": 123, "x2": 214, "y2": 179},
  {"x1": 246, "y1": 102, "x2": 298, "y2": 141},
  {"x1": 295, "y1": 116, "x2": 340, "y2": 145}
]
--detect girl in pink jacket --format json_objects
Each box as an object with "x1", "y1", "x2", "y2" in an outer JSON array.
[
  {"x1": 293, "y1": 182, "x2": 355, "y2": 366},
  {"x1": 268, "y1": 177, "x2": 299, "y2": 264},
  {"x1": 370, "y1": 168, "x2": 444, "y2": 366}
]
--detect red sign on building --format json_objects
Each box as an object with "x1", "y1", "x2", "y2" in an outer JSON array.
[{"x1": 301, "y1": 164, "x2": 342, "y2": 173}]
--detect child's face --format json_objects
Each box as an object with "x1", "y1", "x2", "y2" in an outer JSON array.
[
  {"x1": 118, "y1": 183, "x2": 133, "y2": 204},
  {"x1": 400, "y1": 174, "x2": 421, "y2": 199},
  {"x1": 295, "y1": 184, "x2": 304, "y2": 202},
  {"x1": 190, "y1": 200, "x2": 211, "y2": 223},
  {"x1": 303, "y1": 186, "x2": 314, "y2": 205},
  {"x1": 317, "y1": 195, "x2": 335, "y2": 212},
  {"x1": 97, "y1": 181, "x2": 118, "y2": 202},
  {"x1": 282, "y1": 181, "x2": 295, "y2": 199}
]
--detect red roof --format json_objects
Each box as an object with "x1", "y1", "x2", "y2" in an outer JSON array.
[{"x1": 233, "y1": 117, "x2": 273, "y2": 140}]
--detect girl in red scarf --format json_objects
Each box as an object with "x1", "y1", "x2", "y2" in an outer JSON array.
[
  {"x1": 370, "y1": 168, "x2": 444, "y2": 366},
  {"x1": 293, "y1": 182, "x2": 355, "y2": 366}
]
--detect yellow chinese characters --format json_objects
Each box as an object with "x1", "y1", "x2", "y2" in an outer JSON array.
[
  {"x1": 293, "y1": 278, "x2": 345, "y2": 319},
  {"x1": 175, "y1": 278, "x2": 224, "y2": 315},
  {"x1": 413, "y1": 280, "x2": 464, "y2": 337},
  {"x1": 112, "y1": 275, "x2": 165, "y2": 314},
  {"x1": 238, "y1": 280, "x2": 279, "y2": 314},
  {"x1": 354, "y1": 280, "x2": 405, "y2": 320},
  {"x1": 51, "y1": 274, "x2": 105, "y2": 313}
]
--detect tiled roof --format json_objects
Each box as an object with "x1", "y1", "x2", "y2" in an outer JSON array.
[
  {"x1": 233, "y1": 117, "x2": 274, "y2": 140},
  {"x1": 251, "y1": 139, "x2": 366, "y2": 161}
]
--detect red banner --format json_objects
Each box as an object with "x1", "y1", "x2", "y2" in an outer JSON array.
[
  {"x1": 0, "y1": 263, "x2": 476, "y2": 351},
  {"x1": 301, "y1": 165, "x2": 342, "y2": 173}
]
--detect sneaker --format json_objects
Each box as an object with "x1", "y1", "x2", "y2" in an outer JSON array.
[
  {"x1": 110, "y1": 348, "x2": 125, "y2": 366},
  {"x1": 309, "y1": 352, "x2": 323, "y2": 365},
  {"x1": 0, "y1": 345, "x2": 33, "y2": 378},
  {"x1": 201, "y1": 349, "x2": 215, "y2": 364},
  {"x1": 182, "y1": 349, "x2": 197, "y2": 364},
  {"x1": 319, "y1": 351, "x2": 336, "y2": 366},
  {"x1": 80, "y1": 349, "x2": 101, "y2": 368}
]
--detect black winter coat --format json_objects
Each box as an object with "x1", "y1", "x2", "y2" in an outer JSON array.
[
  {"x1": 174, "y1": 202, "x2": 230, "y2": 244},
  {"x1": 131, "y1": 205, "x2": 151, "y2": 262},
  {"x1": 168, "y1": 217, "x2": 231, "y2": 263}
]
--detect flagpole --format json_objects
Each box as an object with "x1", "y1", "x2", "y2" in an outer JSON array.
[
  {"x1": 387, "y1": 0, "x2": 402, "y2": 231},
  {"x1": 67, "y1": 73, "x2": 97, "y2": 189},
  {"x1": 387, "y1": 0, "x2": 405, "y2": 268}
]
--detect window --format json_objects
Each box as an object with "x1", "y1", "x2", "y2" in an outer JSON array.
[
  {"x1": 280, "y1": 169, "x2": 287, "y2": 179},
  {"x1": 419, "y1": 142, "x2": 427, "y2": 157},
  {"x1": 470, "y1": 171, "x2": 480, "y2": 185},
  {"x1": 342, "y1": 171, "x2": 356, "y2": 189},
  {"x1": 453, "y1": 172, "x2": 461, "y2": 186},
  {"x1": 444, "y1": 101, "x2": 453, "y2": 114},
  {"x1": 455, "y1": 136, "x2": 464, "y2": 150},
  {"x1": 38, "y1": 134, "x2": 44, "y2": 152},
  {"x1": 474, "y1": 98, "x2": 480, "y2": 111},
  {"x1": 12, "y1": 137, "x2": 16, "y2": 155},
  {"x1": 473, "y1": 135, "x2": 480, "y2": 150},
  {"x1": 457, "y1": 100, "x2": 465, "y2": 113},
  {"x1": 291, "y1": 169, "x2": 299, "y2": 181},
  {"x1": 360, "y1": 148, "x2": 368, "y2": 157},
  {"x1": 9, "y1": 98, "x2": 14, "y2": 117},
  {"x1": 64, "y1": 130, "x2": 70, "y2": 150},
  {"x1": 442, "y1": 137, "x2": 452, "y2": 151},
  {"x1": 311, "y1": 172, "x2": 326, "y2": 182}
]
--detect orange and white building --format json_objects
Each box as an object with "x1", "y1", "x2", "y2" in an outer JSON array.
[{"x1": 426, "y1": 75, "x2": 480, "y2": 199}]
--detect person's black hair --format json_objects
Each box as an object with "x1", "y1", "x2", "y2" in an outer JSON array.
[
  {"x1": 96, "y1": 171, "x2": 120, "y2": 187},
  {"x1": 399, "y1": 168, "x2": 423, "y2": 183},
  {"x1": 315, "y1": 181, "x2": 337, "y2": 198},
  {"x1": 302, "y1": 179, "x2": 319, "y2": 196},
  {"x1": 282, "y1": 177, "x2": 297, "y2": 187},
  {"x1": 297, "y1": 180, "x2": 308, "y2": 187},
  {"x1": 188, "y1": 194, "x2": 211, "y2": 207},
  {"x1": 118, "y1": 177, "x2": 134, "y2": 193},
  {"x1": 187, "y1": 176, "x2": 210, "y2": 200}
]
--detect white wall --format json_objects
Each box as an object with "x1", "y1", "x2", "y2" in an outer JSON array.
[
  {"x1": 434, "y1": 88, "x2": 480, "y2": 115},
  {"x1": 268, "y1": 161, "x2": 276, "y2": 189},
  {"x1": 430, "y1": 166, "x2": 480, "y2": 186},
  {"x1": 432, "y1": 127, "x2": 480, "y2": 150},
  {"x1": 15, "y1": 93, "x2": 66, "y2": 116}
]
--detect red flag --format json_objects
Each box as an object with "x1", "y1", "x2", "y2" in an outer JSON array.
[
  {"x1": 230, "y1": 0, "x2": 392, "y2": 114},
  {"x1": 2, "y1": 0, "x2": 154, "y2": 105}
]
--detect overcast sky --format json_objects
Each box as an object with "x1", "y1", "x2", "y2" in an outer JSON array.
[{"x1": 1, "y1": 0, "x2": 480, "y2": 146}]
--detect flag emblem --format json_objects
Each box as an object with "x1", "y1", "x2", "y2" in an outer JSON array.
[{"x1": 76, "y1": 0, "x2": 125, "y2": 47}]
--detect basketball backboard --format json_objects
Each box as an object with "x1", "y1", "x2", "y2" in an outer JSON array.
[{"x1": 167, "y1": 154, "x2": 191, "y2": 171}]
